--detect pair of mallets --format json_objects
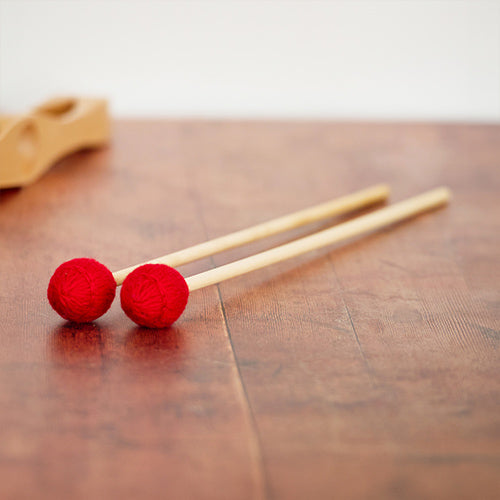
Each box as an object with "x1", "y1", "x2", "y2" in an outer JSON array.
[{"x1": 48, "y1": 185, "x2": 450, "y2": 328}]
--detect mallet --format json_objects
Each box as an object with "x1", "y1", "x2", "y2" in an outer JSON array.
[
  {"x1": 48, "y1": 184, "x2": 389, "y2": 322},
  {"x1": 120, "y1": 187, "x2": 450, "y2": 328}
]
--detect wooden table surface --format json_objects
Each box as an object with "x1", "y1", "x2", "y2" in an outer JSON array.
[{"x1": 0, "y1": 120, "x2": 499, "y2": 499}]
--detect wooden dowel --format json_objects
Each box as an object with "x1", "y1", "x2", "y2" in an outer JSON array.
[
  {"x1": 186, "y1": 187, "x2": 451, "y2": 291},
  {"x1": 113, "y1": 184, "x2": 389, "y2": 285}
]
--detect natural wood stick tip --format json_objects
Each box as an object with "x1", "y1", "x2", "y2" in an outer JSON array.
[
  {"x1": 377, "y1": 183, "x2": 391, "y2": 196},
  {"x1": 364, "y1": 183, "x2": 391, "y2": 200},
  {"x1": 442, "y1": 187, "x2": 452, "y2": 201},
  {"x1": 433, "y1": 186, "x2": 452, "y2": 204}
]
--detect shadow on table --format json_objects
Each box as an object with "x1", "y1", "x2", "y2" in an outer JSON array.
[
  {"x1": 0, "y1": 187, "x2": 22, "y2": 205},
  {"x1": 49, "y1": 322, "x2": 109, "y2": 364},
  {"x1": 48, "y1": 321, "x2": 186, "y2": 366},
  {"x1": 123, "y1": 325, "x2": 185, "y2": 364}
]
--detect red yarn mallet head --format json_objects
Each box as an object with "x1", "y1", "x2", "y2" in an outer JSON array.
[
  {"x1": 48, "y1": 258, "x2": 116, "y2": 322},
  {"x1": 120, "y1": 264, "x2": 189, "y2": 328}
]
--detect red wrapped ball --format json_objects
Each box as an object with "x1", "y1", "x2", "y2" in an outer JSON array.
[
  {"x1": 48, "y1": 258, "x2": 116, "y2": 322},
  {"x1": 120, "y1": 264, "x2": 189, "y2": 328}
]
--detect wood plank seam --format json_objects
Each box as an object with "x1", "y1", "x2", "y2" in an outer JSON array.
[
  {"x1": 215, "y1": 283, "x2": 271, "y2": 500},
  {"x1": 327, "y1": 255, "x2": 378, "y2": 387},
  {"x1": 189, "y1": 180, "x2": 269, "y2": 500}
]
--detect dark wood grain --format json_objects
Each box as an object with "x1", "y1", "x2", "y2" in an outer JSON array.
[{"x1": 0, "y1": 120, "x2": 498, "y2": 499}]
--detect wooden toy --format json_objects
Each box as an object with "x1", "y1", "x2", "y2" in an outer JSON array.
[
  {"x1": 47, "y1": 186, "x2": 450, "y2": 328},
  {"x1": 0, "y1": 97, "x2": 110, "y2": 188},
  {"x1": 47, "y1": 184, "x2": 390, "y2": 322}
]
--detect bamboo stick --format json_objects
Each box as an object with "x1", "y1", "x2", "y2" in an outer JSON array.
[
  {"x1": 185, "y1": 187, "x2": 450, "y2": 291},
  {"x1": 113, "y1": 184, "x2": 389, "y2": 284}
]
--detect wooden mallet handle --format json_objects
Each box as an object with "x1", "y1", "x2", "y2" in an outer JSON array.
[
  {"x1": 113, "y1": 184, "x2": 389, "y2": 284},
  {"x1": 186, "y1": 187, "x2": 451, "y2": 291}
]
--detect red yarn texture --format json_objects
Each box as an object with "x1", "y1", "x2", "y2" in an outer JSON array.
[
  {"x1": 48, "y1": 258, "x2": 116, "y2": 322},
  {"x1": 120, "y1": 264, "x2": 189, "y2": 328}
]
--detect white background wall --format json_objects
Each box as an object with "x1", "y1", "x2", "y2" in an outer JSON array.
[{"x1": 1, "y1": 0, "x2": 499, "y2": 121}]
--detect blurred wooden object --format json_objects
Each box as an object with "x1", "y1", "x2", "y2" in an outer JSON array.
[
  {"x1": 0, "y1": 97, "x2": 110, "y2": 188},
  {"x1": 0, "y1": 120, "x2": 498, "y2": 500}
]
